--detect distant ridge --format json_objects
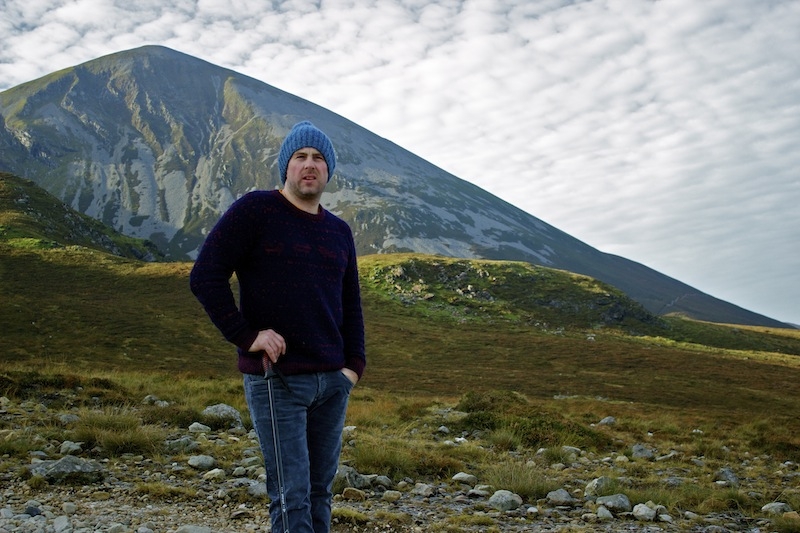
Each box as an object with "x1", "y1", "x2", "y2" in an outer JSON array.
[{"x1": 0, "y1": 45, "x2": 789, "y2": 328}]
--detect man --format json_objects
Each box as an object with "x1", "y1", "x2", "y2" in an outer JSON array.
[{"x1": 190, "y1": 120, "x2": 366, "y2": 533}]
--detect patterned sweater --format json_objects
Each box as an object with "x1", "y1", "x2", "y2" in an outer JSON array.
[{"x1": 189, "y1": 189, "x2": 366, "y2": 379}]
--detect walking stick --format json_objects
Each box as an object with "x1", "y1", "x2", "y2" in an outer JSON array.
[{"x1": 264, "y1": 355, "x2": 290, "y2": 532}]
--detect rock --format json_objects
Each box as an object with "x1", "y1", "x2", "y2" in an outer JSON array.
[
  {"x1": 714, "y1": 466, "x2": 739, "y2": 487},
  {"x1": 201, "y1": 403, "x2": 244, "y2": 428},
  {"x1": 468, "y1": 485, "x2": 492, "y2": 498},
  {"x1": 382, "y1": 490, "x2": 402, "y2": 502},
  {"x1": 142, "y1": 394, "x2": 170, "y2": 407},
  {"x1": 631, "y1": 443, "x2": 655, "y2": 460},
  {"x1": 58, "y1": 413, "x2": 80, "y2": 425},
  {"x1": 342, "y1": 487, "x2": 367, "y2": 501},
  {"x1": 53, "y1": 515, "x2": 71, "y2": 533},
  {"x1": 203, "y1": 468, "x2": 226, "y2": 481},
  {"x1": 59, "y1": 440, "x2": 83, "y2": 455},
  {"x1": 334, "y1": 464, "x2": 374, "y2": 489},
  {"x1": 656, "y1": 450, "x2": 679, "y2": 461},
  {"x1": 452, "y1": 472, "x2": 477, "y2": 486},
  {"x1": 175, "y1": 527, "x2": 212, "y2": 533},
  {"x1": 488, "y1": 489, "x2": 523, "y2": 511},
  {"x1": 597, "y1": 506, "x2": 614, "y2": 520},
  {"x1": 411, "y1": 483, "x2": 436, "y2": 497},
  {"x1": 373, "y1": 475, "x2": 393, "y2": 489},
  {"x1": 561, "y1": 445, "x2": 582, "y2": 459},
  {"x1": 188, "y1": 455, "x2": 216, "y2": 470},
  {"x1": 546, "y1": 488, "x2": 576, "y2": 506},
  {"x1": 762, "y1": 501, "x2": 792, "y2": 515},
  {"x1": 247, "y1": 482, "x2": 268, "y2": 499},
  {"x1": 584, "y1": 476, "x2": 615, "y2": 497},
  {"x1": 632, "y1": 503, "x2": 657, "y2": 521},
  {"x1": 598, "y1": 416, "x2": 616, "y2": 425},
  {"x1": 230, "y1": 509, "x2": 254, "y2": 519},
  {"x1": 166, "y1": 436, "x2": 199, "y2": 453},
  {"x1": 188, "y1": 422, "x2": 211, "y2": 433},
  {"x1": 27, "y1": 455, "x2": 105, "y2": 484},
  {"x1": 24, "y1": 505, "x2": 41, "y2": 516},
  {"x1": 596, "y1": 494, "x2": 632, "y2": 514}
]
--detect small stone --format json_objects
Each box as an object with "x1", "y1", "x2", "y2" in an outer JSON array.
[
  {"x1": 188, "y1": 455, "x2": 216, "y2": 470},
  {"x1": 546, "y1": 488, "x2": 576, "y2": 506},
  {"x1": 231, "y1": 509, "x2": 254, "y2": 519},
  {"x1": 633, "y1": 503, "x2": 657, "y2": 521},
  {"x1": 597, "y1": 506, "x2": 614, "y2": 521},
  {"x1": 188, "y1": 422, "x2": 211, "y2": 433},
  {"x1": 203, "y1": 468, "x2": 226, "y2": 481},
  {"x1": 762, "y1": 502, "x2": 792, "y2": 515},
  {"x1": 24, "y1": 505, "x2": 41, "y2": 516},
  {"x1": 382, "y1": 490, "x2": 402, "y2": 502},
  {"x1": 411, "y1": 483, "x2": 436, "y2": 497},
  {"x1": 596, "y1": 493, "x2": 631, "y2": 513},
  {"x1": 488, "y1": 489, "x2": 523, "y2": 511},
  {"x1": 60, "y1": 441, "x2": 83, "y2": 455},
  {"x1": 342, "y1": 487, "x2": 366, "y2": 501},
  {"x1": 53, "y1": 515, "x2": 72, "y2": 533},
  {"x1": 201, "y1": 404, "x2": 244, "y2": 428},
  {"x1": 452, "y1": 472, "x2": 477, "y2": 486}
]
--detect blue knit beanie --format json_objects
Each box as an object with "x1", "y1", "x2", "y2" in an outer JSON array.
[{"x1": 278, "y1": 121, "x2": 336, "y2": 183}]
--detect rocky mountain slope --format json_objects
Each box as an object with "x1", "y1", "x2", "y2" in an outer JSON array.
[{"x1": 0, "y1": 45, "x2": 787, "y2": 328}]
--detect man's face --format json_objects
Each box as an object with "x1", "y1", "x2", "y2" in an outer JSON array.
[{"x1": 284, "y1": 147, "x2": 328, "y2": 200}]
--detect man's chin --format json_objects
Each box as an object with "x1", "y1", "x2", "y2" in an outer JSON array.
[{"x1": 297, "y1": 187, "x2": 324, "y2": 200}]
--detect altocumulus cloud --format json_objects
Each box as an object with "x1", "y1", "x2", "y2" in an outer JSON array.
[{"x1": 1, "y1": 0, "x2": 798, "y2": 324}]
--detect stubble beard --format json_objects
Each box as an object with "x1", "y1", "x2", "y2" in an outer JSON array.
[{"x1": 286, "y1": 178, "x2": 324, "y2": 202}]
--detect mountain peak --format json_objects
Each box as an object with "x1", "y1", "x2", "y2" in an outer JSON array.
[{"x1": 0, "y1": 47, "x2": 789, "y2": 328}]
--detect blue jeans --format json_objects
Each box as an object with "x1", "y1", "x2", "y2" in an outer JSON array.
[{"x1": 244, "y1": 370, "x2": 354, "y2": 533}]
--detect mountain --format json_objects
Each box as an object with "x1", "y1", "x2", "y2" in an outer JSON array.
[{"x1": 0, "y1": 45, "x2": 788, "y2": 328}]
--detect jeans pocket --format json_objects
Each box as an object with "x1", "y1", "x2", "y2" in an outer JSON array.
[{"x1": 338, "y1": 370, "x2": 356, "y2": 390}]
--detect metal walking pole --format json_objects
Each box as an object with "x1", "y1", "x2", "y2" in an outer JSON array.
[{"x1": 264, "y1": 355, "x2": 290, "y2": 533}]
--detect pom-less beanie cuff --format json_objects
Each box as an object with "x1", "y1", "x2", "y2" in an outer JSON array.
[{"x1": 278, "y1": 121, "x2": 336, "y2": 183}]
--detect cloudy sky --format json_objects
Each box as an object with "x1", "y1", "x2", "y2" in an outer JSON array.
[{"x1": 2, "y1": 0, "x2": 799, "y2": 325}]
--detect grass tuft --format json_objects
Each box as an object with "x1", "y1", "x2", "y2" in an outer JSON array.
[{"x1": 70, "y1": 408, "x2": 167, "y2": 456}]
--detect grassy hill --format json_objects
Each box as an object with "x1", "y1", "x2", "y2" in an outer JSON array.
[
  {"x1": 2, "y1": 170, "x2": 800, "y2": 420},
  {"x1": 3, "y1": 171, "x2": 800, "y2": 530}
]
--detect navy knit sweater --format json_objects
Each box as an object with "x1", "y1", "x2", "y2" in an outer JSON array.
[{"x1": 189, "y1": 189, "x2": 366, "y2": 379}]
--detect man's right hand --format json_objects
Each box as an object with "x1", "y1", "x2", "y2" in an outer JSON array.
[{"x1": 249, "y1": 329, "x2": 286, "y2": 363}]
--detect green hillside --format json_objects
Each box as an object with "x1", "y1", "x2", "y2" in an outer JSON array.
[
  {"x1": 2, "y1": 169, "x2": 800, "y2": 418},
  {"x1": 3, "y1": 171, "x2": 800, "y2": 531},
  {"x1": 0, "y1": 172, "x2": 162, "y2": 260},
  {"x1": 1, "y1": 174, "x2": 798, "y2": 407}
]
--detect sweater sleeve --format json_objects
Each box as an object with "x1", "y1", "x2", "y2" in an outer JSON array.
[
  {"x1": 189, "y1": 195, "x2": 260, "y2": 352},
  {"x1": 340, "y1": 228, "x2": 367, "y2": 379}
]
